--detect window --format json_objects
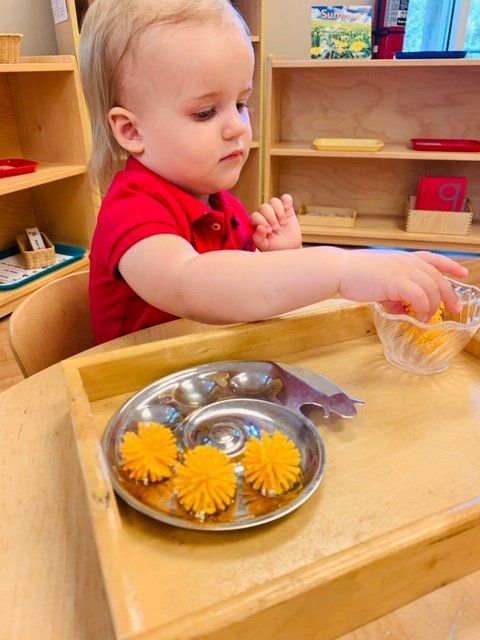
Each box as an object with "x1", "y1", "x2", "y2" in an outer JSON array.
[
  {"x1": 404, "y1": 0, "x2": 480, "y2": 57},
  {"x1": 465, "y1": 0, "x2": 480, "y2": 55}
]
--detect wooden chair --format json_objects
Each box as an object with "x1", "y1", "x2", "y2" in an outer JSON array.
[{"x1": 8, "y1": 271, "x2": 95, "y2": 377}]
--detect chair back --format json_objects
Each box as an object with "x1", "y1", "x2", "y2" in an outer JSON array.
[{"x1": 8, "y1": 271, "x2": 95, "y2": 376}]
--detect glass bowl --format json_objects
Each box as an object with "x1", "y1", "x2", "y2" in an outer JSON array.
[{"x1": 372, "y1": 279, "x2": 480, "y2": 374}]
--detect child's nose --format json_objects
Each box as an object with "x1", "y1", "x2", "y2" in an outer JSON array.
[{"x1": 222, "y1": 108, "x2": 249, "y2": 139}]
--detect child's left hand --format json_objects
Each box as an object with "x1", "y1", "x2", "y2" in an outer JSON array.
[{"x1": 251, "y1": 194, "x2": 302, "y2": 251}]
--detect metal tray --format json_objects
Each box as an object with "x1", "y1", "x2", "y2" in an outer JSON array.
[{"x1": 102, "y1": 360, "x2": 363, "y2": 531}]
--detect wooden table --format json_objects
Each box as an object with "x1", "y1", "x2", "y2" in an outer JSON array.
[{"x1": 2, "y1": 305, "x2": 480, "y2": 639}]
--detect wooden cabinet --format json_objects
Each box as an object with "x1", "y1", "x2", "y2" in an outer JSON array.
[
  {"x1": 0, "y1": 55, "x2": 96, "y2": 317},
  {"x1": 264, "y1": 57, "x2": 480, "y2": 252}
]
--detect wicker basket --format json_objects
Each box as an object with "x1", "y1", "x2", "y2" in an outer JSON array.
[
  {"x1": 0, "y1": 34, "x2": 23, "y2": 63},
  {"x1": 16, "y1": 232, "x2": 55, "y2": 269}
]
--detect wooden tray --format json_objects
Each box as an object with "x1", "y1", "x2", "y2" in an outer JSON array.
[
  {"x1": 298, "y1": 204, "x2": 357, "y2": 228},
  {"x1": 63, "y1": 304, "x2": 480, "y2": 640}
]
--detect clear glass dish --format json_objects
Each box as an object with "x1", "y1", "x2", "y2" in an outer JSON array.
[{"x1": 372, "y1": 279, "x2": 480, "y2": 374}]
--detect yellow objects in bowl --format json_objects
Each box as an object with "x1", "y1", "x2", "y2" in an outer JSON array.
[{"x1": 372, "y1": 279, "x2": 480, "y2": 374}]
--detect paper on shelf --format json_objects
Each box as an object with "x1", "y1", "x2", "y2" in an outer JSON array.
[{"x1": 0, "y1": 252, "x2": 72, "y2": 285}]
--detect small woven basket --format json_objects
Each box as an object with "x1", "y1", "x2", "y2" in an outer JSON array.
[
  {"x1": 0, "y1": 33, "x2": 23, "y2": 63},
  {"x1": 16, "y1": 232, "x2": 55, "y2": 269}
]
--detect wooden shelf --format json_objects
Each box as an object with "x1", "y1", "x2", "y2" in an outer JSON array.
[
  {"x1": 0, "y1": 56, "x2": 76, "y2": 73},
  {"x1": 300, "y1": 214, "x2": 480, "y2": 251},
  {"x1": 265, "y1": 56, "x2": 480, "y2": 253},
  {"x1": 0, "y1": 163, "x2": 87, "y2": 196},
  {"x1": 269, "y1": 141, "x2": 480, "y2": 162},
  {"x1": 272, "y1": 58, "x2": 480, "y2": 69},
  {"x1": 0, "y1": 55, "x2": 97, "y2": 317}
]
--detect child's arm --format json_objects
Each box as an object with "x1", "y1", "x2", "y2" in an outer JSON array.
[
  {"x1": 251, "y1": 194, "x2": 302, "y2": 251},
  {"x1": 118, "y1": 236, "x2": 467, "y2": 324}
]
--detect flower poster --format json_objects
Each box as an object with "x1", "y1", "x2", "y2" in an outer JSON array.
[{"x1": 311, "y1": 5, "x2": 372, "y2": 59}]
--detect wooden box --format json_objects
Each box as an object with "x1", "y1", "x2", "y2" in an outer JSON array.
[
  {"x1": 406, "y1": 196, "x2": 474, "y2": 235},
  {"x1": 298, "y1": 204, "x2": 357, "y2": 228},
  {"x1": 63, "y1": 304, "x2": 480, "y2": 640}
]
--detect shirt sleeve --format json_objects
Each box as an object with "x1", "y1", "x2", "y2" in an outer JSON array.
[{"x1": 96, "y1": 177, "x2": 186, "y2": 278}]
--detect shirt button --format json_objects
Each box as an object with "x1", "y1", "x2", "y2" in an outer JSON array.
[{"x1": 211, "y1": 222, "x2": 222, "y2": 231}]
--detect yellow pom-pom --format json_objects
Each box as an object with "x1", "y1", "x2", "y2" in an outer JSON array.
[
  {"x1": 242, "y1": 431, "x2": 301, "y2": 496},
  {"x1": 402, "y1": 302, "x2": 447, "y2": 353},
  {"x1": 403, "y1": 301, "x2": 445, "y2": 324},
  {"x1": 175, "y1": 445, "x2": 237, "y2": 516},
  {"x1": 120, "y1": 422, "x2": 178, "y2": 483}
]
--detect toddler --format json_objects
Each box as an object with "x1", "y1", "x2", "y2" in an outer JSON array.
[{"x1": 79, "y1": 0, "x2": 467, "y2": 344}]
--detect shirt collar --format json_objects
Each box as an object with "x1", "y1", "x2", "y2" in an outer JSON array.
[{"x1": 125, "y1": 156, "x2": 230, "y2": 224}]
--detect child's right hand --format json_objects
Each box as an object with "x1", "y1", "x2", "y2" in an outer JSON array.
[{"x1": 337, "y1": 249, "x2": 468, "y2": 322}]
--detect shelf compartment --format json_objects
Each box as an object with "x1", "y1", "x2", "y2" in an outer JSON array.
[
  {"x1": 270, "y1": 155, "x2": 480, "y2": 221},
  {"x1": 300, "y1": 212, "x2": 480, "y2": 251},
  {"x1": 0, "y1": 162, "x2": 87, "y2": 196},
  {"x1": 268, "y1": 63, "x2": 480, "y2": 159},
  {"x1": 269, "y1": 141, "x2": 480, "y2": 162}
]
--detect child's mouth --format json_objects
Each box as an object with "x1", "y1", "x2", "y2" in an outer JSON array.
[{"x1": 221, "y1": 149, "x2": 243, "y2": 161}]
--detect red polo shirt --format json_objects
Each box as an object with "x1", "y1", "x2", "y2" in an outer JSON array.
[{"x1": 89, "y1": 157, "x2": 255, "y2": 343}]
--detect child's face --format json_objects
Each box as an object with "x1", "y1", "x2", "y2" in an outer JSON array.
[{"x1": 119, "y1": 19, "x2": 254, "y2": 202}]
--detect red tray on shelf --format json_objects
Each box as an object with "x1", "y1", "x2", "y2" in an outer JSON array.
[
  {"x1": 0, "y1": 158, "x2": 39, "y2": 178},
  {"x1": 411, "y1": 138, "x2": 480, "y2": 153}
]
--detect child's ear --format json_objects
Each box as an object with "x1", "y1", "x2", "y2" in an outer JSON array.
[{"x1": 108, "y1": 107, "x2": 144, "y2": 154}]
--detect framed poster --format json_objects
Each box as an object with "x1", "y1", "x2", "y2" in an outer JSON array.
[{"x1": 311, "y1": 5, "x2": 373, "y2": 58}]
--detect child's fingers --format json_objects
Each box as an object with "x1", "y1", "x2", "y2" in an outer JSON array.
[
  {"x1": 413, "y1": 251, "x2": 469, "y2": 278},
  {"x1": 280, "y1": 193, "x2": 294, "y2": 214},
  {"x1": 252, "y1": 225, "x2": 269, "y2": 251},
  {"x1": 257, "y1": 203, "x2": 279, "y2": 230},
  {"x1": 251, "y1": 211, "x2": 273, "y2": 235},
  {"x1": 381, "y1": 300, "x2": 407, "y2": 314},
  {"x1": 259, "y1": 199, "x2": 283, "y2": 229},
  {"x1": 438, "y1": 276, "x2": 463, "y2": 314},
  {"x1": 395, "y1": 279, "x2": 431, "y2": 322},
  {"x1": 407, "y1": 270, "x2": 442, "y2": 321},
  {"x1": 410, "y1": 252, "x2": 466, "y2": 315}
]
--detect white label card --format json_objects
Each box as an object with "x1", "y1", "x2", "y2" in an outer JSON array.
[
  {"x1": 26, "y1": 227, "x2": 46, "y2": 250},
  {"x1": 51, "y1": 0, "x2": 69, "y2": 25}
]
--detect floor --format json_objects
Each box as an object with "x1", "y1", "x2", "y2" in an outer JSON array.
[{"x1": 0, "y1": 253, "x2": 479, "y2": 393}]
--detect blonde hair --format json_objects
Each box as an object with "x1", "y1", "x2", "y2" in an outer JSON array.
[{"x1": 79, "y1": 0, "x2": 250, "y2": 187}]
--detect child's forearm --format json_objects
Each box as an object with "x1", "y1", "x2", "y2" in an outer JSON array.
[
  {"x1": 121, "y1": 237, "x2": 467, "y2": 324},
  {"x1": 175, "y1": 246, "x2": 347, "y2": 323}
]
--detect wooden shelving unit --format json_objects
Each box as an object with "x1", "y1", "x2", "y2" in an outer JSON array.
[
  {"x1": 0, "y1": 55, "x2": 97, "y2": 317},
  {"x1": 264, "y1": 57, "x2": 480, "y2": 252}
]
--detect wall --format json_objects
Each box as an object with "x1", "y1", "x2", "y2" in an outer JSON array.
[
  {"x1": 0, "y1": 0, "x2": 57, "y2": 55},
  {"x1": 265, "y1": 0, "x2": 374, "y2": 59},
  {"x1": 0, "y1": 0, "x2": 374, "y2": 59}
]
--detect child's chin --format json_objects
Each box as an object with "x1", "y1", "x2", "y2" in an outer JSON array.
[{"x1": 210, "y1": 176, "x2": 240, "y2": 193}]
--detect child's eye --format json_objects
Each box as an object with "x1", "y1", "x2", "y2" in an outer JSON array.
[
  {"x1": 193, "y1": 107, "x2": 216, "y2": 122},
  {"x1": 237, "y1": 102, "x2": 249, "y2": 113}
]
